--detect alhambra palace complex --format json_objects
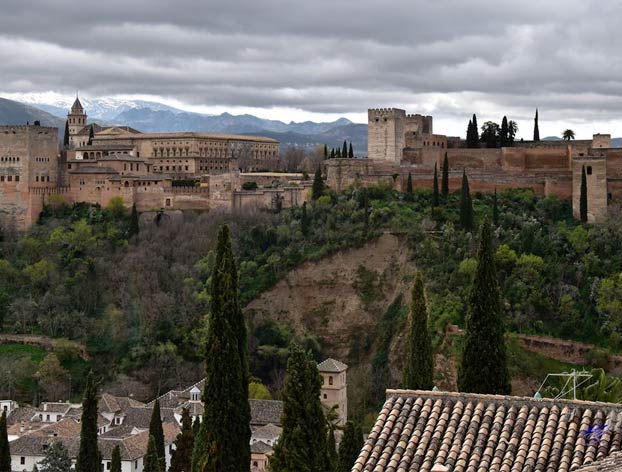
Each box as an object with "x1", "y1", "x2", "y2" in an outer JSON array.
[{"x1": 1, "y1": 101, "x2": 622, "y2": 228}]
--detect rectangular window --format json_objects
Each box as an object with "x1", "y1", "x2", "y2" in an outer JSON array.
[
  {"x1": 21, "y1": 457, "x2": 25, "y2": 465},
  {"x1": 587, "y1": 166, "x2": 593, "y2": 175}
]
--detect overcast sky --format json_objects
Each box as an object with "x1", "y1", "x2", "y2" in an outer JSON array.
[{"x1": 2, "y1": 0, "x2": 622, "y2": 138}]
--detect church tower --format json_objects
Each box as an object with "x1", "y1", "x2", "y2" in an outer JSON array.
[
  {"x1": 318, "y1": 358, "x2": 348, "y2": 426},
  {"x1": 67, "y1": 96, "x2": 87, "y2": 148}
]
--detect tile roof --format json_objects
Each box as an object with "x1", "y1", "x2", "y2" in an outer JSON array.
[
  {"x1": 251, "y1": 423, "x2": 282, "y2": 441},
  {"x1": 68, "y1": 166, "x2": 119, "y2": 174},
  {"x1": 318, "y1": 358, "x2": 349, "y2": 373},
  {"x1": 251, "y1": 440, "x2": 274, "y2": 454},
  {"x1": 575, "y1": 450, "x2": 622, "y2": 471},
  {"x1": 250, "y1": 400, "x2": 283, "y2": 427},
  {"x1": 353, "y1": 389, "x2": 622, "y2": 472}
]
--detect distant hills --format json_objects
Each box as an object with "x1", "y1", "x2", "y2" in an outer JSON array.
[
  {"x1": 0, "y1": 95, "x2": 368, "y2": 154},
  {"x1": 0, "y1": 98, "x2": 65, "y2": 129}
]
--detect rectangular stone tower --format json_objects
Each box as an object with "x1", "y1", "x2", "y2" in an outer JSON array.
[
  {"x1": 572, "y1": 156, "x2": 608, "y2": 223},
  {"x1": 318, "y1": 358, "x2": 348, "y2": 426},
  {"x1": 368, "y1": 108, "x2": 407, "y2": 163}
]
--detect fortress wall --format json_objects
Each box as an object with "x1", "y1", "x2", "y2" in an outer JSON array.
[
  {"x1": 446, "y1": 149, "x2": 503, "y2": 170},
  {"x1": 233, "y1": 186, "x2": 311, "y2": 211},
  {"x1": 501, "y1": 147, "x2": 569, "y2": 171},
  {"x1": 605, "y1": 152, "x2": 622, "y2": 178},
  {"x1": 573, "y1": 158, "x2": 608, "y2": 222},
  {"x1": 544, "y1": 177, "x2": 573, "y2": 199}
]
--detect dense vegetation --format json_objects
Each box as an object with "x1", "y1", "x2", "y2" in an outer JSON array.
[{"x1": 2, "y1": 183, "x2": 622, "y2": 409}]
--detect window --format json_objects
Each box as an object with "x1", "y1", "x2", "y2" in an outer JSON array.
[
  {"x1": 56, "y1": 415, "x2": 61, "y2": 421},
  {"x1": 107, "y1": 462, "x2": 111, "y2": 470},
  {"x1": 21, "y1": 457, "x2": 25, "y2": 465},
  {"x1": 587, "y1": 166, "x2": 592, "y2": 175},
  {"x1": 329, "y1": 376, "x2": 333, "y2": 386},
  {"x1": 46, "y1": 414, "x2": 50, "y2": 421},
  {"x1": 323, "y1": 394, "x2": 327, "y2": 399}
]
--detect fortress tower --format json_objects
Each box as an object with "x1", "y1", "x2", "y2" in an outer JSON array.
[
  {"x1": 318, "y1": 358, "x2": 348, "y2": 426},
  {"x1": 67, "y1": 96, "x2": 88, "y2": 148}
]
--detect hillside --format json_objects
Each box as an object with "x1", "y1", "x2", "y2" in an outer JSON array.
[{"x1": 0, "y1": 97, "x2": 65, "y2": 128}]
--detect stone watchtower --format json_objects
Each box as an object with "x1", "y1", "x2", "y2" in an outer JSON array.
[
  {"x1": 318, "y1": 358, "x2": 348, "y2": 426},
  {"x1": 67, "y1": 96, "x2": 87, "y2": 148}
]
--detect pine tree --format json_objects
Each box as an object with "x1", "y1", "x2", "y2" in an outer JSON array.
[
  {"x1": 0, "y1": 411, "x2": 10, "y2": 472},
  {"x1": 432, "y1": 163, "x2": 440, "y2": 207},
  {"x1": 406, "y1": 172, "x2": 413, "y2": 199},
  {"x1": 458, "y1": 217, "x2": 511, "y2": 394},
  {"x1": 337, "y1": 421, "x2": 363, "y2": 472},
  {"x1": 500, "y1": 116, "x2": 509, "y2": 147},
  {"x1": 342, "y1": 141, "x2": 348, "y2": 159},
  {"x1": 492, "y1": 189, "x2": 500, "y2": 227},
  {"x1": 269, "y1": 344, "x2": 328, "y2": 472},
  {"x1": 441, "y1": 152, "x2": 449, "y2": 200},
  {"x1": 403, "y1": 272, "x2": 433, "y2": 390},
  {"x1": 459, "y1": 171, "x2": 474, "y2": 231},
  {"x1": 110, "y1": 445, "x2": 121, "y2": 472},
  {"x1": 63, "y1": 121, "x2": 70, "y2": 148},
  {"x1": 75, "y1": 372, "x2": 100, "y2": 472},
  {"x1": 149, "y1": 399, "x2": 165, "y2": 471},
  {"x1": 580, "y1": 165, "x2": 588, "y2": 223},
  {"x1": 39, "y1": 441, "x2": 72, "y2": 472},
  {"x1": 534, "y1": 109, "x2": 540, "y2": 141},
  {"x1": 301, "y1": 202, "x2": 310, "y2": 237},
  {"x1": 192, "y1": 225, "x2": 250, "y2": 472},
  {"x1": 144, "y1": 436, "x2": 162, "y2": 472},
  {"x1": 129, "y1": 203, "x2": 139, "y2": 237},
  {"x1": 323, "y1": 145, "x2": 328, "y2": 160},
  {"x1": 170, "y1": 408, "x2": 194, "y2": 472},
  {"x1": 88, "y1": 125, "x2": 94, "y2": 146},
  {"x1": 348, "y1": 142, "x2": 354, "y2": 158},
  {"x1": 312, "y1": 167, "x2": 324, "y2": 201}
]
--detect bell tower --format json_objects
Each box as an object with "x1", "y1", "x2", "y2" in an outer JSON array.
[
  {"x1": 318, "y1": 358, "x2": 348, "y2": 426},
  {"x1": 67, "y1": 96, "x2": 87, "y2": 148}
]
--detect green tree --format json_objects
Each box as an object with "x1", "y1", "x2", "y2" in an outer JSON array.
[
  {"x1": 508, "y1": 120, "x2": 518, "y2": 144},
  {"x1": 481, "y1": 121, "x2": 499, "y2": 148},
  {"x1": 312, "y1": 168, "x2": 324, "y2": 201},
  {"x1": 336, "y1": 148, "x2": 341, "y2": 158},
  {"x1": 110, "y1": 445, "x2": 121, "y2": 472},
  {"x1": 406, "y1": 172, "x2": 413, "y2": 199},
  {"x1": 144, "y1": 436, "x2": 162, "y2": 472},
  {"x1": 467, "y1": 114, "x2": 479, "y2": 148},
  {"x1": 129, "y1": 204, "x2": 139, "y2": 238},
  {"x1": 458, "y1": 217, "x2": 511, "y2": 394},
  {"x1": 323, "y1": 145, "x2": 328, "y2": 160},
  {"x1": 403, "y1": 272, "x2": 433, "y2": 390},
  {"x1": 269, "y1": 344, "x2": 328, "y2": 472},
  {"x1": 192, "y1": 225, "x2": 250, "y2": 472},
  {"x1": 327, "y1": 428, "x2": 338, "y2": 471},
  {"x1": 500, "y1": 116, "x2": 509, "y2": 147},
  {"x1": 88, "y1": 125, "x2": 94, "y2": 146},
  {"x1": 192, "y1": 417, "x2": 201, "y2": 437},
  {"x1": 330, "y1": 148, "x2": 335, "y2": 159},
  {"x1": 441, "y1": 153, "x2": 449, "y2": 200},
  {"x1": 466, "y1": 119, "x2": 473, "y2": 147},
  {"x1": 0, "y1": 411, "x2": 10, "y2": 472},
  {"x1": 75, "y1": 372, "x2": 100, "y2": 472},
  {"x1": 492, "y1": 189, "x2": 499, "y2": 227},
  {"x1": 432, "y1": 163, "x2": 440, "y2": 207},
  {"x1": 459, "y1": 171, "x2": 474, "y2": 231},
  {"x1": 580, "y1": 165, "x2": 588, "y2": 223},
  {"x1": 170, "y1": 408, "x2": 194, "y2": 472},
  {"x1": 249, "y1": 381, "x2": 272, "y2": 399},
  {"x1": 63, "y1": 121, "x2": 70, "y2": 148},
  {"x1": 563, "y1": 129, "x2": 576, "y2": 141},
  {"x1": 149, "y1": 399, "x2": 165, "y2": 471},
  {"x1": 39, "y1": 442, "x2": 72, "y2": 472},
  {"x1": 348, "y1": 142, "x2": 354, "y2": 158},
  {"x1": 342, "y1": 141, "x2": 348, "y2": 159},
  {"x1": 337, "y1": 422, "x2": 363, "y2": 472},
  {"x1": 300, "y1": 202, "x2": 310, "y2": 237},
  {"x1": 534, "y1": 109, "x2": 540, "y2": 141}
]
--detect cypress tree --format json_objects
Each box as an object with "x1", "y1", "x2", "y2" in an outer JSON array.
[
  {"x1": 327, "y1": 428, "x2": 338, "y2": 471},
  {"x1": 75, "y1": 372, "x2": 100, "y2": 472},
  {"x1": 441, "y1": 152, "x2": 449, "y2": 200},
  {"x1": 0, "y1": 411, "x2": 10, "y2": 472},
  {"x1": 192, "y1": 417, "x2": 201, "y2": 437},
  {"x1": 466, "y1": 119, "x2": 473, "y2": 146},
  {"x1": 337, "y1": 421, "x2": 364, "y2": 472},
  {"x1": 110, "y1": 445, "x2": 121, "y2": 472},
  {"x1": 472, "y1": 114, "x2": 478, "y2": 145},
  {"x1": 192, "y1": 225, "x2": 250, "y2": 472},
  {"x1": 459, "y1": 171, "x2": 474, "y2": 231},
  {"x1": 336, "y1": 148, "x2": 341, "y2": 158},
  {"x1": 149, "y1": 399, "x2": 165, "y2": 471},
  {"x1": 458, "y1": 217, "x2": 511, "y2": 394},
  {"x1": 580, "y1": 165, "x2": 588, "y2": 222},
  {"x1": 500, "y1": 116, "x2": 509, "y2": 147},
  {"x1": 403, "y1": 272, "x2": 433, "y2": 390},
  {"x1": 432, "y1": 163, "x2": 440, "y2": 207},
  {"x1": 170, "y1": 408, "x2": 194, "y2": 472},
  {"x1": 323, "y1": 145, "x2": 328, "y2": 160},
  {"x1": 330, "y1": 148, "x2": 335, "y2": 159},
  {"x1": 348, "y1": 142, "x2": 354, "y2": 158},
  {"x1": 406, "y1": 172, "x2": 413, "y2": 198},
  {"x1": 144, "y1": 436, "x2": 162, "y2": 472},
  {"x1": 88, "y1": 125, "x2": 95, "y2": 146},
  {"x1": 312, "y1": 167, "x2": 324, "y2": 201},
  {"x1": 63, "y1": 120, "x2": 70, "y2": 148},
  {"x1": 129, "y1": 203, "x2": 139, "y2": 237},
  {"x1": 342, "y1": 140, "x2": 348, "y2": 159},
  {"x1": 269, "y1": 344, "x2": 328, "y2": 472},
  {"x1": 301, "y1": 202, "x2": 310, "y2": 237},
  {"x1": 533, "y1": 109, "x2": 540, "y2": 141},
  {"x1": 492, "y1": 189, "x2": 500, "y2": 227}
]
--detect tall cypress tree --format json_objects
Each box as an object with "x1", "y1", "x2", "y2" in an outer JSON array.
[
  {"x1": 88, "y1": 125, "x2": 95, "y2": 146},
  {"x1": 492, "y1": 189, "x2": 500, "y2": 227},
  {"x1": 348, "y1": 142, "x2": 354, "y2": 158},
  {"x1": 533, "y1": 109, "x2": 540, "y2": 141},
  {"x1": 149, "y1": 399, "x2": 165, "y2": 471},
  {"x1": 269, "y1": 344, "x2": 328, "y2": 472},
  {"x1": 312, "y1": 167, "x2": 324, "y2": 201},
  {"x1": 342, "y1": 141, "x2": 348, "y2": 159},
  {"x1": 0, "y1": 411, "x2": 10, "y2": 472},
  {"x1": 301, "y1": 202, "x2": 310, "y2": 237},
  {"x1": 432, "y1": 163, "x2": 440, "y2": 207},
  {"x1": 336, "y1": 148, "x2": 341, "y2": 158},
  {"x1": 330, "y1": 148, "x2": 335, "y2": 159},
  {"x1": 323, "y1": 145, "x2": 328, "y2": 160},
  {"x1": 75, "y1": 372, "x2": 100, "y2": 472},
  {"x1": 466, "y1": 119, "x2": 473, "y2": 146},
  {"x1": 403, "y1": 272, "x2": 433, "y2": 390},
  {"x1": 110, "y1": 445, "x2": 121, "y2": 472},
  {"x1": 192, "y1": 225, "x2": 250, "y2": 472},
  {"x1": 441, "y1": 152, "x2": 449, "y2": 200},
  {"x1": 63, "y1": 120, "x2": 70, "y2": 148},
  {"x1": 337, "y1": 421, "x2": 363, "y2": 472},
  {"x1": 129, "y1": 203, "x2": 139, "y2": 237},
  {"x1": 406, "y1": 172, "x2": 413, "y2": 198},
  {"x1": 580, "y1": 165, "x2": 588, "y2": 222},
  {"x1": 458, "y1": 217, "x2": 511, "y2": 394},
  {"x1": 327, "y1": 428, "x2": 338, "y2": 471},
  {"x1": 170, "y1": 408, "x2": 194, "y2": 472},
  {"x1": 144, "y1": 436, "x2": 162, "y2": 472},
  {"x1": 192, "y1": 417, "x2": 201, "y2": 437},
  {"x1": 472, "y1": 114, "x2": 478, "y2": 145},
  {"x1": 500, "y1": 116, "x2": 509, "y2": 147},
  {"x1": 459, "y1": 171, "x2": 474, "y2": 231}
]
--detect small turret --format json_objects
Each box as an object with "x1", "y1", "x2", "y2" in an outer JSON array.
[{"x1": 67, "y1": 94, "x2": 88, "y2": 148}]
